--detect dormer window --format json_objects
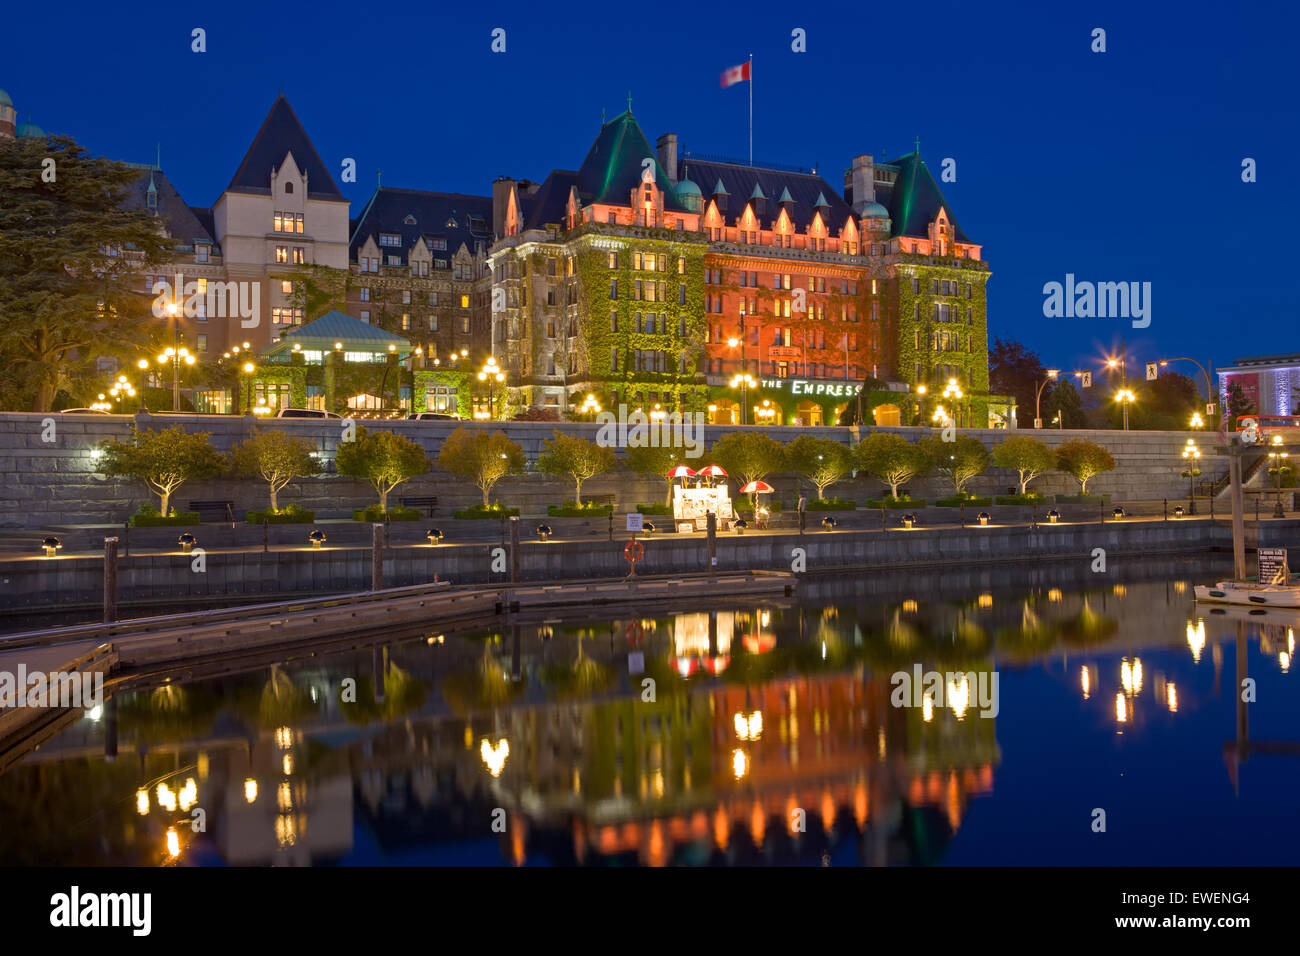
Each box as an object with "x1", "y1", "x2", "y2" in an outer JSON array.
[
  {"x1": 284, "y1": 182, "x2": 293, "y2": 194},
  {"x1": 445, "y1": 217, "x2": 457, "y2": 229},
  {"x1": 404, "y1": 214, "x2": 417, "y2": 225}
]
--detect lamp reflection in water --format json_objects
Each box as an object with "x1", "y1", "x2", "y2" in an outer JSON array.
[
  {"x1": 734, "y1": 711, "x2": 763, "y2": 740},
  {"x1": 1120, "y1": 657, "x2": 1143, "y2": 695},
  {"x1": 244, "y1": 779, "x2": 258, "y2": 804},
  {"x1": 136, "y1": 789, "x2": 149, "y2": 816},
  {"x1": 1166, "y1": 683, "x2": 1178, "y2": 712},
  {"x1": 948, "y1": 676, "x2": 970, "y2": 719},
  {"x1": 165, "y1": 827, "x2": 180, "y2": 859},
  {"x1": 732, "y1": 749, "x2": 749, "y2": 779},
  {"x1": 1080, "y1": 666, "x2": 1091, "y2": 700},
  {"x1": 481, "y1": 738, "x2": 510, "y2": 777},
  {"x1": 1115, "y1": 693, "x2": 1127, "y2": 726},
  {"x1": 1187, "y1": 620, "x2": 1206, "y2": 662},
  {"x1": 156, "y1": 783, "x2": 177, "y2": 812}
]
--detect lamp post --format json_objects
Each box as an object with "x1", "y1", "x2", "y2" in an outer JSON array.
[
  {"x1": 1034, "y1": 369, "x2": 1059, "y2": 429},
  {"x1": 1181, "y1": 438, "x2": 1201, "y2": 515},
  {"x1": 730, "y1": 373, "x2": 755, "y2": 425},
  {"x1": 477, "y1": 355, "x2": 506, "y2": 420},
  {"x1": 1114, "y1": 388, "x2": 1136, "y2": 431},
  {"x1": 241, "y1": 362, "x2": 256, "y2": 415},
  {"x1": 162, "y1": 303, "x2": 196, "y2": 411},
  {"x1": 942, "y1": 377, "x2": 963, "y2": 427},
  {"x1": 1268, "y1": 435, "x2": 1290, "y2": 518},
  {"x1": 914, "y1": 383, "x2": 927, "y2": 425}
]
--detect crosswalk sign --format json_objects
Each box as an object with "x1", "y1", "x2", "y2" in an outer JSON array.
[
  {"x1": 1079, "y1": 371, "x2": 1092, "y2": 388},
  {"x1": 1145, "y1": 362, "x2": 1158, "y2": 381}
]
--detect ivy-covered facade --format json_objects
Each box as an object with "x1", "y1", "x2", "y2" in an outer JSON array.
[{"x1": 488, "y1": 111, "x2": 1014, "y2": 426}]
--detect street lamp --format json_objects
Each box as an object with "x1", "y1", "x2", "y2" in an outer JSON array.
[
  {"x1": 942, "y1": 378, "x2": 963, "y2": 427},
  {"x1": 1268, "y1": 435, "x2": 1291, "y2": 518},
  {"x1": 1190, "y1": 412, "x2": 1204, "y2": 428},
  {"x1": 241, "y1": 361, "x2": 256, "y2": 415},
  {"x1": 1181, "y1": 438, "x2": 1201, "y2": 514},
  {"x1": 1035, "y1": 369, "x2": 1059, "y2": 429},
  {"x1": 730, "y1": 373, "x2": 756, "y2": 425},
  {"x1": 477, "y1": 355, "x2": 506, "y2": 419},
  {"x1": 1114, "y1": 388, "x2": 1136, "y2": 431},
  {"x1": 579, "y1": 393, "x2": 601, "y2": 417}
]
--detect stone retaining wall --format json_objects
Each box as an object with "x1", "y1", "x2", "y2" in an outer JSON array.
[{"x1": 0, "y1": 412, "x2": 1218, "y2": 528}]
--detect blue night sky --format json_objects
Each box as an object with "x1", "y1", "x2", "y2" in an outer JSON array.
[{"x1": 4, "y1": 0, "x2": 1293, "y2": 382}]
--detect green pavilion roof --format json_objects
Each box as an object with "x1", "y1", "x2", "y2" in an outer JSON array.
[{"x1": 264, "y1": 310, "x2": 411, "y2": 360}]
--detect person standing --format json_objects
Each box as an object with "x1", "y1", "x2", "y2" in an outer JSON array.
[{"x1": 797, "y1": 492, "x2": 807, "y2": 533}]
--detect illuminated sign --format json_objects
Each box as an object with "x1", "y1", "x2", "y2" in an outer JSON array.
[{"x1": 758, "y1": 378, "x2": 863, "y2": 397}]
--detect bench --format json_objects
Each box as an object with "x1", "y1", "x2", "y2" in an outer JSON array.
[
  {"x1": 188, "y1": 500, "x2": 235, "y2": 523},
  {"x1": 399, "y1": 495, "x2": 439, "y2": 516},
  {"x1": 587, "y1": 494, "x2": 616, "y2": 508}
]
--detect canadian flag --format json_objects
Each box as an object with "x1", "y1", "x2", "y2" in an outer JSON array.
[{"x1": 720, "y1": 61, "x2": 751, "y2": 88}]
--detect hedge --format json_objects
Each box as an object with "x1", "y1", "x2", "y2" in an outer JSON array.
[
  {"x1": 353, "y1": 505, "x2": 420, "y2": 521},
  {"x1": 247, "y1": 506, "x2": 316, "y2": 524},
  {"x1": 454, "y1": 504, "x2": 521, "y2": 519}
]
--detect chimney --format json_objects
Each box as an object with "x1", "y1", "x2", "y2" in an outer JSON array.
[
  {"x1": 492, "y1": 176, "x2": 517, "y2": 238},
  {"x1": 843, "y1": 168, "x2": 853, "y2": 205},
  {"x1": 656, "y1": 133, "x2": 678, "y2": 183},
  {"x1": 850, "y1": 155, "x2": 875, "y2": 213}
]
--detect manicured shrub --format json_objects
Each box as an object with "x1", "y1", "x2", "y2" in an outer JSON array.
[
  {"x1": 247, "y1": 505, "x2": 316, "y2": 523},
  {"x1": 453, "y1": 503, "x2": 521, "y2": 519},
  {"x1": 546, "y1": 502, "x2": 614, "y2": 517},
  {"x1": 353, "y1": 505, "x2": 420, "y2": 521},
  {"x1": 130, "y1": 506, "x2": 201, "y2": 527}
]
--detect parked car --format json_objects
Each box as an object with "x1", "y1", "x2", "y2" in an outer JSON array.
[
  {"x1": 407, "y1": 412, "x2": 458, "y2": 421},
  {"x1": 60, "y1": 407, "x2": 112, "y2": 414},
  {"x1": 277, "y1": 408, "x2": 342, "y2": 419}
]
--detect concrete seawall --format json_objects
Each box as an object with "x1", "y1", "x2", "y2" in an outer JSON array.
[
  {"x1": 2, "y1": 518, "x2": 1286, "y2": 614},
  {"x1": 0, "y1": 412, "x2": 1215, "y2": 529}
]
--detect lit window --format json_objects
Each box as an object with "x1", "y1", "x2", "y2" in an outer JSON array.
[
  {"x1": 275, "y1": 247, "x2": 288, "y2": 263},
  {"x1": 281, "y1": 281, "x2": 292, "y2": 294},
  {"x1": 460, "y1": 294, "x2": 469, "y2": 309}
]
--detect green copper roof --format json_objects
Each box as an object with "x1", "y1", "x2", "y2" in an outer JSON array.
[
  {"x1": 676, "y1": 176, "x2": 702, "y2": 196},
  {"x1": 575, "y1": 110, "x2": 687, "y2": 211},
  {"x1": 711, "y1": 178, "x2": 730, "y2": 196},
  {"x1": 749, "y1": 183, "x2": 766, "y2": 200},
  {"x1": 0, "y1": 90, "x2": 11, "y2": 108},
  {"x1": 881, "y1": 152, "x2": 971, "y2": 243},
  {"x1": 812, "y1": 191, "x2": 830, "y2": 208},
  {"x1": 264, "y1": 310, "x2": 411, "y2": 359},
  {"x1": 777, "y1": 186, "x2": 794, "y2": 204}
]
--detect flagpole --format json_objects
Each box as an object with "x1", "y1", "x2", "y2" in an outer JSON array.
[{"x1": 748, "y1": 53, "x2": 753, "y2": 166}]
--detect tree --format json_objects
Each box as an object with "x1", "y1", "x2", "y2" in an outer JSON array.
[
  {"x1": 623, "y1": 444, "x2": 689, "y2": 505},
  {"x1": 536, "y1": 431, "x2": 617, "y2": 505},
  {"x1": 1044, "y1": 377, "x2": 1085, "y2": 428},
  {"x1": 1056, "y1": 438, "x2": 1115, "y2": 494},
  {"x1": 709, "y1": 432, "x2": 787, "y2": 501},
  {"x1": 285, "y1": 262, "x2": 351, "y2": 321},
  {"x1": 1226, "y1": 383, "x2": 1254, "y2": 427},
  {"x1": 436, "y1": 427, "x2": 524, "y2": 507},
  {"x1": 856, "y1": 432, "x2": 930, "y2": 499},
  {"x1": 336, "y1": 426, "x2": 432, "y2": 512},
  {"x1": 229, "y1": 429, "x2": 318, "y2": 511},
  {"x1": 920, "y1": 435, "x2": 989, "y2": 496},
  {"x1": 990, "y1": 436, "x2": 1055, "y2": 495},
  {"x1": 0, "y1": 135, "x2": 177, "y2": 411},
  {"x1": 989, "y1": 338, "x2": 1051, "y2": 421},
  {"x1": 99, "y1": 426, "x2": 225, "y2": 515},
  {"x1": 786, "y1": 435, "x2": 853, "y2": 499}
]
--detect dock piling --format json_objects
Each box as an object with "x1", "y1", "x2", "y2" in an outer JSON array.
[{"x1": 103, "y1": 536, "x2": 118, "y2": 624}]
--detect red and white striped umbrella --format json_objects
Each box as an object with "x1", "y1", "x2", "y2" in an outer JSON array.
[
  {"x1": 696, "y1": 464, "x2": 728, "y2": 478},
  {"x1": 666, "y1": 465, "x2": 696, "y2": 479},
  {"x1": 738, "y1": 480, "x2": 775, "y2": 494}
]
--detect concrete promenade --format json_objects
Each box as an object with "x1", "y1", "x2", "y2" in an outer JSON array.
[{"x1": 1, "y1": 510, "x2": 1292, "y2": 614}]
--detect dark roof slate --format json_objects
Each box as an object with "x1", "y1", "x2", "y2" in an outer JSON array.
[
  {"x1": 121, "y1": 168, "x2": 216, "y2": 248},
  {"x1": 575, "y1": 111, "x2": 686, "y2": 211},
  {"x1": 677, "y1": 158, "x2": 854, "y2": 232},
  {"x1": 876, "y1": 152, "x2": 971, "y2": 243},
  {"x1": 349, "y1": 187, "x2": 493, "y2": 263},
  {"x1": 225, "y1": 95, "x2": 344, "y2": 202}
]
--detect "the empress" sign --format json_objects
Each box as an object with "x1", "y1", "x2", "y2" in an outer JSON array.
[{"x1": 758, "y1": 379, "x2": 863, "y2": 397}]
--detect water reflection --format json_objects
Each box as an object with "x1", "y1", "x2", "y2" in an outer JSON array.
[{"x1": 1, "y1": 556, "x2": 1297, "y2": 866}]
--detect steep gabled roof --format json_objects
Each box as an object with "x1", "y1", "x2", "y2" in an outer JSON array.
[
  {"x1": 121, "y1": 167, "x2": 216, "y2": 248},
  {"x1": 677, "y1": 158, "x2": 854, "y2": 232},
  {"x1": 349, "y1": 187, "x2": 493, "y2": 262},
  {"x1": 576, "y1": 111, "x2": 686, "y2": 211},
  {"x1": 520, "y1": 170, "x2": 582, "y2": 230},
  {"x1": 225, "y1": 95, "x2": 344, "y2": 202},
  {"x1": 876, "y1": 152, "x2": 971, "y2": 243}
]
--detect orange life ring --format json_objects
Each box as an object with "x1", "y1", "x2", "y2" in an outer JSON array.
[{"x1": 624, "y1": 539, "x2": 644, "y2": 564}]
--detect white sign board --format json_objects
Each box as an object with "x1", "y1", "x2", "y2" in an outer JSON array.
[
  {"x1": 1145, "y1": 362, "x2": 1158, "y2": 381},
  {"x1": 1079, "y1": 371, "x2": 1092, "y2": 388},
  {"x1": 626, "y1": 513, "x2": 643, "y2": 533}
]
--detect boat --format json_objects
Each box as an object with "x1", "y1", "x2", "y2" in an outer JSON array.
[{"x1": 1194, "y1": 581, "x2": 1300, "y2": 608}]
